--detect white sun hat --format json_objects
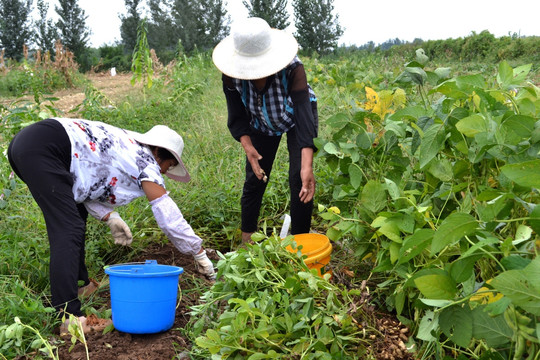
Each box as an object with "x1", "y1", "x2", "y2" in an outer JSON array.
[
  {"x1": 130, "y1": 125, "x2": 190, "y2": 182},
  {"x1": 212, "y1": 17, "x2": 298, "y2": 80}
]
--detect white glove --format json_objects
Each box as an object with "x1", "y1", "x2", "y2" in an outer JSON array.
[
  {"x1": 193, "y1": 250, "x2": 216, "y2": 280},
  {"x1": 106, "y1": 212, "x2": 133, "y2": 246}
]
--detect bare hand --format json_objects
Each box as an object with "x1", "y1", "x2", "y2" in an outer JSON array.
[
  {"x1": 245, "y1": 147, "x2": 265, "y2": 181},
  {"x1": 299, "y1": 167, "x2": 315, "y2": 203}
]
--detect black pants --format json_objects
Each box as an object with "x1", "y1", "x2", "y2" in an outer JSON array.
[
  {"x1": 7, "y1": 119, "x2": 89, "y2": 316},
  {"x1": 241, "y1": 126, "x2": 313, "y2": 235}
]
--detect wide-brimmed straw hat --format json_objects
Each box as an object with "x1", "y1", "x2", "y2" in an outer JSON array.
[
  {"x1": 212, "y1": 17, "x2": 298, "y2": 80},
  {"x1": 131, "y1": 125, "x2": 190, "y2": 182}
]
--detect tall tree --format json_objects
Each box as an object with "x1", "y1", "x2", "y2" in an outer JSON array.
[
  {"x1": 147, "y1": 0, "x2": 177, "y2": 57},
  {"x1": 35, "y1": 0, "x2": 58, "y2": 56},
  {"x1": 147, "y1": 0, "x2": 229, "y2": 55},
  {"x1": 55, "y1": 0, "x2": 91, "y2": 62},
  {"x1": 292, "y1": 0, "x2": 343, "y2": 54},
  {"x1": 242, "y1": 0, "x2": 289, "y2": 30},
  {"x1": 120, "y1": 0, "x2": 142, "y2": 54},
  {"x1": 197, "y1": 0, "x2": 229, "y2": 49},
  {"x1": 0, "y1": 0, "x2": 33, "y2": 61}
]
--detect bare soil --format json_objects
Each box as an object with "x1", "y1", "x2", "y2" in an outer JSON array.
[
  {"x1": 52, "y1": 72, "x2": 141, "y2": 115},
  {"x1": 50, "y1": 241, "x2": 413, "y2": 360},
  {"x1": 55, "y1": 241, "x2": 211, "y2": 360}
]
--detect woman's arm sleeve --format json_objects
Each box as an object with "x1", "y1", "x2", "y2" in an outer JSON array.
[
  {"x1": 222, "y1": 74, "x2": 251, "y2": 141},
  {"x1": 150, "y1": 193, "x2": 202, "y2": 255},
  {"x1": 84, "y1": 201, "x2": 115, "y2": 220},
  {"x1": 289, "y1": 65, "x2": 318, "y2": 150}
]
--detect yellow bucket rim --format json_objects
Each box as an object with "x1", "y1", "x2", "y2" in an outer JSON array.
[{"x1": 304, "y1": 242, "x2": 332, "y2": 265}]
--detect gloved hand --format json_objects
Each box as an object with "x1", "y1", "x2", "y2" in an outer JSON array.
[
  {"x1": 106, "y1": 212, "x2": 133, "y2": 246},
  {"x1": 193, "y1": 250, "x2": 216, "y2": 280}
]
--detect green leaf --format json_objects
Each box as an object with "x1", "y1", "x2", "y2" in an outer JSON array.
[
  {"x1": 497, "y1": 61, "x2": 514, "y2": 88},
  {"x1": 323, "y1": 142, "x2": 342, "y2": 157},
  {"x1": 529, "y1": 205, "x2": 540, "y2": 234},
  {"x1": 428, "y1": 158, "x2": 453, "y2": 182},
  {"x1": 326, "y1": 113, "x2": 350, "y2": 129},
  {"x1": 384, "y1": 178, "x2": 400, "y2": 200},
  {"x1": 501, "y1": 255, "x2": 531, "y2": 270},
  {"x1": 417, "y1": 311, "x2": 438, "y2": 341},
  {"x1": 419, "y1": 299, "x2": 453, "y2": 307},
  {"x1": 248, "y1": 353, "x2": 272, "y2": 360},
  {"x1": 471, "y1": 307, "x2": 512, "y2": 347},
  {"x1": 501, "y1": 160, "x2": 540, "y2": 189},
  {"x1": 512, "y1": 63, "x2": 532, "y2": 84},
  {"x1": 389, "y1": 242, "x2": 401, "y2": 263},
  {"x1": 500, "y1": 115, "x2": 536, "y2": 139},
  {"x1": 419, "y1": 123, "x2": 446, "y2": 169},
  {"x1": 361, "y1": 180, "x2": 386, "y2": 213},
  {"x1": 387, "y1": 105, "x2": 426, "y2": 122},
  {"x1": 195, "y1": 336, "x2": 220, "y2": 353},
  {"x1": 416, "y1": 48, "x2": 429, "y2": 65},
  {"x1": 415, "y1": 273, "x2": 457, "y2": 299},
  {"x1": 456, "y1": 74, "x2": 486, "y2": 90},
  {"x1": 450, "y1": 255, "x2": 482, "y2": 283},
  {"x1": 490, "y1": 258, "x2": 540, "y2": 315},
  {"x1": 461, "y1": 236, "x2": 499, "y2": 257},
  {"x1": 348, "y1": 163, "x2": 363, "y2": 189},
  {"x1": 435, "y1": 80, "x2": 468, "y2": 99},
  {"x1": 512, "y1": 225, "x2": 532, "y2": 246},
  {"x1": 431, "y1": 213, "x2": 478, "y2": 254},
  {"x1": 434, "y1": 67, "x2": 451, "y2": 80},
  {"x1": 405, "y1": 67, "x2": 427, "y2": 86},
  {"x1": 375, "y1": 219, "x2": 402, "y2": 243},
  {"x1": 398, "y1": 229, "x2": 433, "y2": 264},
  {"x1": 439, "y1": 305, "x2": 473, "y2": 347},
  {"x1": 477, "y1": 194, "x2": 512, "y2": 222},
  {"x1": 326, "y1": 227, "x2": 342, "y2": 241},
  {"x1": 484, "y1": 296, "x2": 512, "y2": 316},
  {"x1": 224, "y1": 274, "x2": 245, "y2": 284},
  {"x1": 456, "y1": 114, "x2": 488, "y2": 137}
]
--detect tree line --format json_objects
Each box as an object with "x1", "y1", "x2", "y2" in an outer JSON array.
[{"x1": 0, "y1": 0, "x2": 343, "y2": 71}]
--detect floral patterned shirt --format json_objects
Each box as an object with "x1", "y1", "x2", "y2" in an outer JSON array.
[{"x1": 55, "y1": 118, "x2": 164, "y2": 215}]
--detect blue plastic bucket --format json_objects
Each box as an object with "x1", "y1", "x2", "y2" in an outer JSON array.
[{"x1": 104, "y1": 260, "x2": 184, "y2": 334}]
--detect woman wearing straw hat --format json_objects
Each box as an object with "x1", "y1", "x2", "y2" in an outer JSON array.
[
  {"x1": 7, "y1": 118, "x2": 216, "y2": 333},
  {"x1": 212, "y1": 17, "x2": 318, "y2": 243}
]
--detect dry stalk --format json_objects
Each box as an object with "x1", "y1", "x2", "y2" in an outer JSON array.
[
  {"x1": 0, "y1": 49, "x2": 5, "y2": 74},
  {"x1": 150, "y1": 49, "x2": 164, "y2": 74},
  {"x1": 53, "y1": 40, "x2": 78, "y2": 86}
]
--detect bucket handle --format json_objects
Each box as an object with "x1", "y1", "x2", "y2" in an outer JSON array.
[{"x1": 104, "y1": 260, "x2": 157, "y2": 271}]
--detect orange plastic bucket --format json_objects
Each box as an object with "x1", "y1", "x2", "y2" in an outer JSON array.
[{"x1": 286, "y1": 233, "x2": 332, "y2": 277}]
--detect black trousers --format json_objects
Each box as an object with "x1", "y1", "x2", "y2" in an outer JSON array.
[
  {"x1": 241, "y1": 126, "x2": 313, "y2": 235},
  {"x1": 7, "y1": 119, "x2": 89, "y2": 316}
]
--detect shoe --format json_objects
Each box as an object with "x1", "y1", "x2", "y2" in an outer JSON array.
[
  {"x1": 241, "y1": 231, "x2": 254, "y2": 245},
  {"x1": 59, "y1": 315, "x2": 113, "y2": 336},
  {"x1": 85, "y1": 314, "x2": 113, "y2": 332},
  {"x1": 78, "y1": 279, "x2": 99, "y2": 298},
  {"x1": 59, "y1": 316, "x2": 90, "y2": 335}
]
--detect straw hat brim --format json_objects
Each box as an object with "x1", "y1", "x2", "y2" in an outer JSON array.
[
  {"x1": 129, "y1": 129, "x2": 190, "y2": 183},
  {"x1": 212, "y1": 29, "x2": 298, "y2": 80}
]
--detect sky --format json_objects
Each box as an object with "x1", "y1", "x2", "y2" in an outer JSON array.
[{"x1": 45, "y1": 0, "x2": 540, "y2": 48}]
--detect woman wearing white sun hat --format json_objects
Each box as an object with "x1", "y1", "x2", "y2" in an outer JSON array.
[
  {"x1": 7, "y1": 118, "x2": 216, "y2": 333},
  {"x1": 212, "y1": 17, "x2": 319, "y2": 243}
]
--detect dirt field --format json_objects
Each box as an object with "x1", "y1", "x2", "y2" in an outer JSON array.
[
  {"x1": 54, "y1": 241, "x2": 213, "y2": 360},
  {"x1": 52, "y1": 241, "x2": 412, "y2": 360},
  {"x1": 52, "y1": 72, "x2": 141, "y2": 114}
]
